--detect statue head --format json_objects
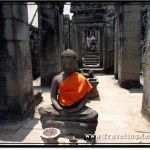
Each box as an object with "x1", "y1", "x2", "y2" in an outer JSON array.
[{"x1": 61, "y1": 49, "x2": 77, "y2": 76}]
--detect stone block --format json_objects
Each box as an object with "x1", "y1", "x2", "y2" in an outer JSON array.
[
  {"x1": 123, "y1": 22, "x2": 141, "y2": 32},
  {"x1": 122, "y1": 38, "x2": 141, "y2": 48},
  {"x1": 13, "y1": 5, "x2": 28, "y2": 23},
  {"x1": 123, "y1": 11, "x2": 141, "y2": 23},
  {"x1": 3, "y1": 19, "x2": 29, "y2": 40},
  {"x1": 123, "y1": 5, "x2": 141, "y2": 12},
  {"x1": 6, "y1": 75, "x2": 21, "y2": 96},
  {"x1": 2, "y1": 19, "x2": 14, "y2": 40},
  {"x1": 1, "y1": 4, "x2": 13, "y2": 18},
  {"x1": 123, "y1": 31, "x2": 141, "y2": 39},
  {"x1": 14, "y1": 21, "x2": 30, "y2": 40},
  {"x1": 122, "y1": 52, "x2": 140, "y2": 61}
]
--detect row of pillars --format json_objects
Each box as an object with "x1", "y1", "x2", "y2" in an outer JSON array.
[
  {"x1": 0, "y1": 2, "x2": 64, "y2": 120},
  {"x1": 71, "y1": 3, "x2": 150, "y2": 121},
  {"x1": 114, "y1": 4, "x2": 150, "y2": 120},
  {"x1": 1, "y1": 2, "x2": 150, "y2": 121}
]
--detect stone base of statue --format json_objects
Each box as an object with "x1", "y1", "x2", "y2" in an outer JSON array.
[{"x1": 38, "y1": 104, "x2": 98, "y2": 139}]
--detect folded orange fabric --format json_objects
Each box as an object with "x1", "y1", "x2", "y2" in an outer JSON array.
[{"x1": 58, "y1": 71, "x2": 93, "y2": 106}]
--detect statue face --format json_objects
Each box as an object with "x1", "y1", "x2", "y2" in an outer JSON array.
[{"x1": 61, "y1": 57, "x2": 77, "y2": 76}]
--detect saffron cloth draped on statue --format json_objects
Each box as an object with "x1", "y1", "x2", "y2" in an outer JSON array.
[{"x1": 58, "y1": 71, "x2": 93, "y2": 106}]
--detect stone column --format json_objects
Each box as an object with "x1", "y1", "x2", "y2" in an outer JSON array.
[
  {"x1": 114, "y1": 5, "x2": 120, "y2": 79},
  {"x1": 103, "y1": 27, "x2": 107, "y2": 70},
  {"x1": 100, "y1": 30, "x2": 103, "y2": 67},
  {"x1": 0, "y1": 2, "x2": 34, "y2": 120},
  {"x1": 118, "y1": 4, "x2": 141, "y2": 88},
  {"x1": 142, "y1": 5, "x2": 150, "y2": 121},
  {"x1": 38, "y1": 3, "x2": 60, "y2": 86},
  {"x1": 69, "y1": 20, "x2": 73, "y2": 49},
  {"x1": 77, "y1": 30, "x2": 82, "y2": 67},
  {"x1": 72, "y1": 17, "x2": 78, "y2": 55},
  {"x1": 97, "y1": 30, "x2": 100, "y2": 50},
  {"x1": 72, "y1": 16, "x2": 76, "y2": 51},
  {"x1": 83, "y1": 31, "x2": 86, "y2": 46},
  {"x1": 58, "y1": 11, "x2": 64, "y2": 58}
]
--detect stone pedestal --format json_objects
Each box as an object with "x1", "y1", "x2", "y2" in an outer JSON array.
[
  {"x1": 0, "y1": 3, "x2": 34, "y2": 120},
  {"x1": 118, "y1": 5, "x2": 141, "y2": 89},
  {"x1": 39, "y1": 105, "x2": 98, "y2": 138}
]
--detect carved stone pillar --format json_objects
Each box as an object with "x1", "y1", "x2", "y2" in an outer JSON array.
[
  {"x1": 100, "y1": 30, "x2": 103, "y2": 67},
  {"x1": 38, "y1": 3, "x2": 60, "y2": 86},
  {"x1": 77, "y1": 31, "x2": 82, "y2": 67},
  {"x1": 103, "y1": 27, "x2": 107, "y2": 70},
  {"x1": 118, "y1": 4, "x2": 141, "y2": 88},
  {"x1": 72, "y1": 16, "x2": 78, "y2": 55},
  {"x1": 142, "y1": 5, "x2": 150, "y2": 121},
  {"x1": 0, "y1": 2, "x2": 34, "y2": 120},
  {"x1": 69, "y1": 20, "x2": 73, "y2": 50},
  {"x1": 114, "y1": 5, "x2": 120, "y2": 79},
  {"x1": 58, "y1": 12, "x2": 64, "y2": 57}
]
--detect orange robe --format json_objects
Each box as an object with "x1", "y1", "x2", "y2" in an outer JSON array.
[{"x1": 58, "y1": 71, "x2": 93, "y2": 106}]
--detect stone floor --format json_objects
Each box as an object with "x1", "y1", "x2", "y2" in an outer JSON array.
[{"x1": 0, "y1": 74, "x2": 150, "y2": 145}]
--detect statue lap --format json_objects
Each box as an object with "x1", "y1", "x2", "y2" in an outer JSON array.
[{"x1": 39, "y1": 104, "x2": 98, "y2": 138}]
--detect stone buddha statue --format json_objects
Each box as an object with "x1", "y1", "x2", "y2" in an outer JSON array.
[{"x1": 39, "y1": 49, "x2": 98, "y2": 141}]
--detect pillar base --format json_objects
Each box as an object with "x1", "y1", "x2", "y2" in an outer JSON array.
[
  {"x1": 114, "y1": 74, "x2": 118, "y2": 80},
  {"x1": 141, "y1": 106, "x2": 150, "y2": 123},
  {"x1": 0, "y1": 102, "x2": 35, "y2": 121},
  {"x1": 0, "y1": 109, "x2": 34, "y2": 121},
  {"x1": 119, "y1": 80, "x2": 141, "y2": 89}
]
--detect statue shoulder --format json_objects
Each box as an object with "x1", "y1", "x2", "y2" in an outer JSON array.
[{"x1": 52, "y1": 72, "x2": 63, "y2": 84}]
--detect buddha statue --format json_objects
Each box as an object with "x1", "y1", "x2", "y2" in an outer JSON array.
[{"x1": 39, "y1": 49, "x2": 98, "y2": 142}]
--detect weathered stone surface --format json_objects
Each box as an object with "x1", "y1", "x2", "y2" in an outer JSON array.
[
  {"x1": 118, "y1": 5, "x2": 141, "y2": 89},
  {"x1": 0, "y1": 3, "x2": 34, "y2": 120},
  {"x1": 142, "y1": 6, "x2": 150, "y2": 120},
  {"x1": 123, "y1": 11, "x2": 141, "y2": 23},
  {"x1": 29, "y1": 25, "x2": 40, "y2": 79},
  {"x1": 38, "y1": 3, "x2": 61, "y2": 86}
]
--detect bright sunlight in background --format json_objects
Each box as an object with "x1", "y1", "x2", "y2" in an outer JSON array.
[{"x1": 28, "y1": 2, "x2": 73, "y2": 27}]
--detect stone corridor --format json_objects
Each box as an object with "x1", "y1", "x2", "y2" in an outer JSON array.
[
  {"x1": 0, "y1": 74, "x2": 149, "y2": 144},
  {"x1": 1, "y1": 2, "x2": 150, "y2": 146}
]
